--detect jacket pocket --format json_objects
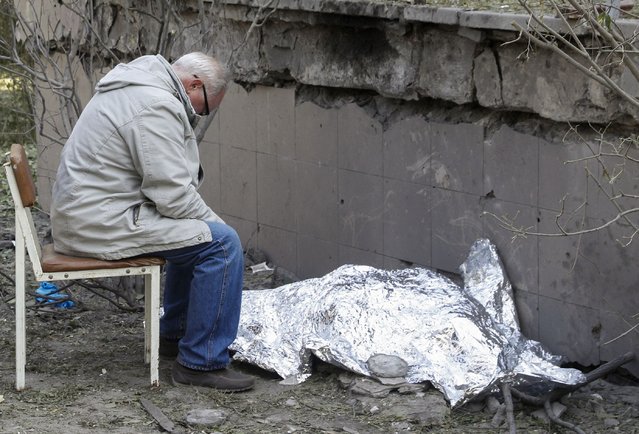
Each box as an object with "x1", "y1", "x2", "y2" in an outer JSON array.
[{"x1": 132, "y1": 201, "x2": 155, "y2": 226}]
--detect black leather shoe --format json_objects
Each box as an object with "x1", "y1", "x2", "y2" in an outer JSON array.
[
  {"x1": 159, "y1": 337, "x2": 179, "y2": 358},
  {"x1": 171, "y1": 361, "x2": 255, "y2": 392}
]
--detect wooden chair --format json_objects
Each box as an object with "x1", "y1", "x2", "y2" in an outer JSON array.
[{"x1": 3, "y1": 144, "x2": 165, "y2": 390}]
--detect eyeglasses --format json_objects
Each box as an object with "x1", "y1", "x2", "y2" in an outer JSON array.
[
  {"x1": 201, "y1": 82, "x2": 210, "y2": 116},
  {"x1": 194, "y1": 75, "x2": 210, "y2": 116}
]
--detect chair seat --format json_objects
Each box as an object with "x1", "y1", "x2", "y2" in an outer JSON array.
[{"x1": 41, "y1": 244, "x2": 165, "y2": 273}]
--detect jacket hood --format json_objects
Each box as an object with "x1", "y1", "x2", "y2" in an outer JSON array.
[{"x1": 95, "y1": 55, "x2": 197, "y2": 121}]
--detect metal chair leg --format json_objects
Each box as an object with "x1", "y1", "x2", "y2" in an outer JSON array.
[
  {"x1": 145, "y1": 267, "x2": 160, "y2": 386},
  {"x1": 15, "y1": 216, "x2": 26, "y2": 391}
]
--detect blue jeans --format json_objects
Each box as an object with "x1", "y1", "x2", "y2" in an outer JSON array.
[{"x1": 154, "y1": 221, "x2": 243, "y2": 371}]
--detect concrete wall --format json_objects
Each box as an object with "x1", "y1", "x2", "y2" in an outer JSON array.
[
  {"x1": 192, "y1": 0, "x2": 639, "y2": 375},
  {"x1": 31, "y1": 0, "x2": 639, "y2": 374},
  {"x1": 200, "y1": 82, "x2": 639, "y2": 375}
]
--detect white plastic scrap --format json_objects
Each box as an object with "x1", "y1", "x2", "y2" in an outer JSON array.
[
  {"x1": 231, "y1": 239, "x2": 585, "y2": 406},
  {"x1": 250, "y1": 262, "x2": 274, "y2": 273}
]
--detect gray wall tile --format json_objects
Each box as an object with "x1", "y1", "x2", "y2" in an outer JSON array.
[
  {"x1": 589, "y1": 136, "x2": 639, "y2": 224},
  {"x1": 296, "y1": 161, "x2": 339, "y2": 242},
  {"x1": 257, "y1": 224, "x2": 297, "y2": 273},
  {"x1": 538, "y1": 296, "x2": 601, "y2": 365},
  {"x1": 538, "y1": 210, "x2": 602, "y2": 307},
  {"x1": 219, "y1": 82, "x2": 256, "y2": 151},
  {"x1": 257, "y1": 153, "x2": 297, "y2": 231},
  {"x1": 199, "y1": 141, "x2": 221, "y2": 212},
  {"x1": 339, "y1": 245, "x2": 386, "y2": 268},
  {"x1": 599, "y1": 309, "x2": 638, "y2": 374},
  {"x1": 383, "y1": 116, "x2": 431, "y2": 184},
  {"x1": 200, "y1": 105, "x2": 221, "y2": 145},
  {"x1": 483, "y1": 199, "x2": 539, "y2": 293},
  {"x1": 485, "y1": 125, "x2": 538, "y2": 206},
  {"x1": 295, "y1": 101, "x2": 338, "y2": 166},
  {"x1": 219, "y1": 214, "x2": 258, "y2": 252},
  {"x1": 338, "y1": 103, "x2": 383, "y2": 175},
  {"x1": 220, "y1": 145, "x2": 257, "y2": 220},
  {"x1": 255, "y1": 86, "x2": 296, "y2": 158},
  {"x1": 539, "y1": 136, "x2": 592, "y2": 212},
  {"x1": 431, "y1": 188, "x2": 483, "y2": 272},
  {"x1": 297, "y1": 235, "x2": 338, "y2": 278},
  {"x1": 383, "y1": 256, "x2": 416, "y2": 270},
  {"x1": 513, "y1": 289, "x2": 539, "y2": 341},
  {"x1": 338, "y1": 170, "x2": 384, "y2": 252},
  {"x1": 431, "y1": 122, "x2": 484, "y2": 194},
  {"x1": 383, "y1": 178, "x2": 431, "y2": 266}
]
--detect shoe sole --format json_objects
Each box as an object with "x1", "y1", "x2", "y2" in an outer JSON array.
[{"x1": 170, "y1": 374, "x2": 254, "y2": 392}]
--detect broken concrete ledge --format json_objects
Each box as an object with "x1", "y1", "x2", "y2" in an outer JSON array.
[
  {"x1": 216, "y1": 0, "x2": 639, "y2": 36},
  {"x1": 202, "y1": 0, "x2": 639, "y2": 124}
]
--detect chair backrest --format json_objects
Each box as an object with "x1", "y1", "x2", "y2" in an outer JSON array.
[
  {"x1": 8, "y1": 144, "x2": 37, "y2": 208},
  {"x1": 4, "y1": 144, "x2": 44, "y2": 275}
]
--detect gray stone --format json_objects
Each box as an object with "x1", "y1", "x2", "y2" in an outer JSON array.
[
  {"x1": 491, "y1": 405, "x2": 506, "y2": 427},
  {"x1": 338, "y1": 372, "x2": 356, "y2": 388},
  {"x1": 531, "y1": 402, "x2": 567, "y2": 422},
  {"x1": 186, "y1": 409, "x2": 227, "y2": 426},
  {"x1": 375, "y1": 376, "x2": 407, "y2": 386},
  {"x1": 391, "y1": 421, "x2": 413, "y2": 431},
  {"x1": 397, "y1": 383, "x2": 427, "y2": 394},
  {"x1": 350, "y1": 378, "x2": 396, "y2": 398},
  {"x1": 497, "y1": 43, "x2": 624, "y2": 123},
  {"x1": 417, "y1": 29, "x2": 476, "y2": 104},
  {"x1": 604, "y1": 418, "x2": 620, "y2": 427},
  {"x1": 367, "y1": 354, "x2": 409, "y2": 378},
  {"x1": 380, "y1": 392, "x2": 450, "y2": 426},
  {"x1": 473, "y1": 49, "x2": 503, "y2": 107},
  {"x1": 262, "y1": 21, "x2": 418, "y2": 99},
  {"x1": 485, "y1": 396, "x2": 501, "y2": 414},
  {"x1": 463, "y1": 401, "x2": 485, "y2": 413}
]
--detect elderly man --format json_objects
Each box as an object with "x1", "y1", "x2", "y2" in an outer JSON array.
[{"x1": 50, "y1": 52, "x2": 254, "y2": 391}]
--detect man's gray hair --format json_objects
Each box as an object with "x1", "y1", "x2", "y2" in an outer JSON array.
[{"x1": 172, "y1": 52, "x2": 231, "y2": 97}]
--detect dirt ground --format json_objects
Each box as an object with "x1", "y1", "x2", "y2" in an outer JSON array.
[{"x1": 0, "y1": 212, "x2": 638, "y2": 434}]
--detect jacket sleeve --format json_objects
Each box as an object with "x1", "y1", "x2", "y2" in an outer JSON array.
[{"x1": 127, "y1": 98, "x2": 221, "y2": 222}]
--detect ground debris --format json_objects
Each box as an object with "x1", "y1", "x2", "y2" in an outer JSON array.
[
  {"x1": 1, "y1": 218, "x2": 639, "y2": 433},
  {"x1": 185, "y1": 408, "x2": 227, "y2": 426},
  {"x1": 140, "y1": 398, "x2": 176, "y2": 433}
]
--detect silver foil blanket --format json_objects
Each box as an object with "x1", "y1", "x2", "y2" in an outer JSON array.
[{"x1": 231, "y1": 239, "x2": 585, "y2": 406}]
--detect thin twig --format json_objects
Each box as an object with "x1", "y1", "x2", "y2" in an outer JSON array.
[
  {"x1": 500, "y1": 383, "x2": 517, "y2": 434},
  {"x1": 544, "y1": 399, "x2": 586, "y2": 434},
  {"x1": 73, "y1": 280, "x2": 141, "y2": 312},
  {"x1": 0, "y1": 267, "x2": 14, "y2": 284}
]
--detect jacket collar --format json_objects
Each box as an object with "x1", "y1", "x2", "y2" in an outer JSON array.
[{"x1": 157, "y1": 55, "x2": 199, "y2": 127}]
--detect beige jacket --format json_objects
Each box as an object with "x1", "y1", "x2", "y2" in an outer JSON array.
[{"x1": 51, "y1": 55, "x2": 223, "y2": 260}]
